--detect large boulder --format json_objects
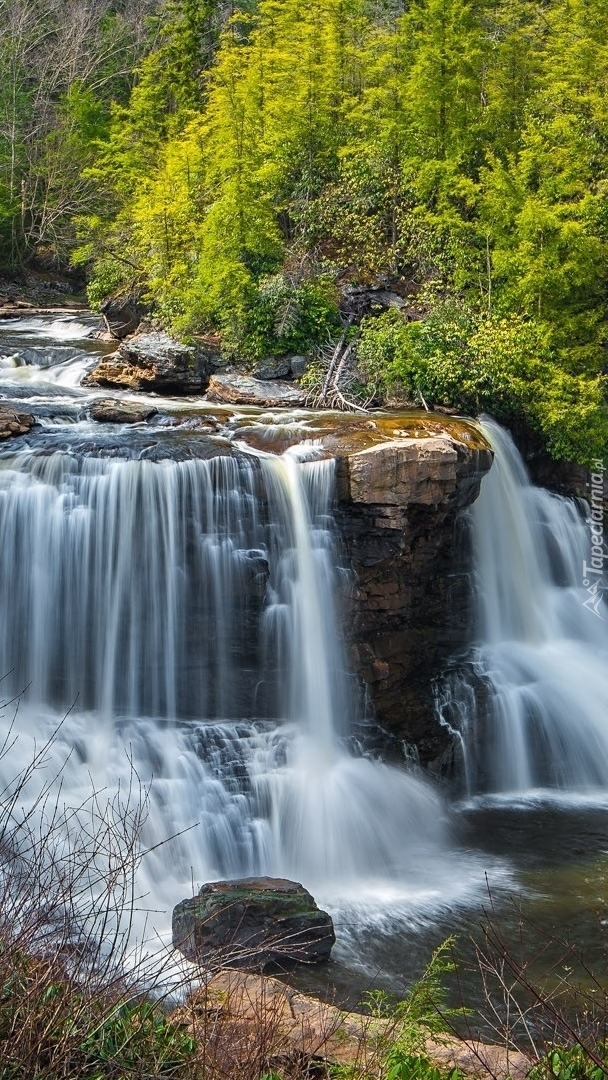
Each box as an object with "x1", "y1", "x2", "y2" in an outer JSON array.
[
  {"x1": 206, "y1": 374, "x2": 306, "y2": 408},
  {"x1": 172, "y1": 877, "x2": 335, "y2": 971},
  {"x1": 0, "y1": 405, "x2": 35, "y2": 439},
  {"x1": 82, "y1": 333, "x2": 217, "y2": 394},
  {"x1": 288, "y1": 355, "x2": 310, "y2": 377},
  {"x1": 252, "y1": 356, "x2": 291, "y2": 380}
]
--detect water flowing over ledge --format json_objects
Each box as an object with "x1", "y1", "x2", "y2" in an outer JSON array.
[
  {"x1": 438, "y1": 418, "x2": 608, "y2": 798},
  {"x1": 1, "y1": 312, "x2": 606, "y2": 998}
]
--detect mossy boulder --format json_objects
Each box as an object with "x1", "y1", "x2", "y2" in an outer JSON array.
[{"x1": 172, "y1": 876, "x2": 335, "y2": 971}]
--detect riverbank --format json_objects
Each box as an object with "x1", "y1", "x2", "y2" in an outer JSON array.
[{"x1": 0, "y1": 269, "x2": 86, "y2": 311}]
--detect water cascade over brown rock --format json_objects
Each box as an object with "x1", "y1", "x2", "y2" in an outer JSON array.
[
  {"x1": 225, "y1": 408, "x2": 493, "y2": 761},
  {"x1": 330, "y1": 419, "x2": 493, "y2": 763}
]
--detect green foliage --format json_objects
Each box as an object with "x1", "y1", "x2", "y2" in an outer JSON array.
[
  {"x1": 86, "y1": 261, "x2": 132, "y2": 312},
  {"x1": 385, "y1": 1053, "x2": 464, "y2": 1080},
  {"x1": 4, "y1": 0, "x2": 608, "y2": 464},
  {"x1": 332, "y1": 941, "x2": 466, "y2": 1080},
  {"x1": 529, "y1": 1043, "x2": 608, "y2": 1080},
  {"x1": 0, "y1": 1, "x2": 157, "y2": 265},
  {"x1": 78, "y1": 1000, "x2": 196, "y2": 1077},
  {"x1": 357, "y1": 307, "x2": 608, "y2": 466},
  {"x1": 224, "y1": 275, "x2": 340, "y2": 360},
  {"x1": 0, "y1": 949, "x2": 197, "y2": 1080}
]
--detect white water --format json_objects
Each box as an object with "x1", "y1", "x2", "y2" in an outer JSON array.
[
  {"x1": 438, "y1": 419, "x2": 608, "y2": 797},
  {"x1": 0, "y1": 394, "x2": 484, "y2": 978},
  {"x1": 0, "y1": 313, "x2": 103, "y2": 389}
]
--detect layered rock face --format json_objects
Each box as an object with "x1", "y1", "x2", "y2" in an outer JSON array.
[
  {"x1": 83, "y1": 333, "x2": 217, "y2": 394},
  {"x1": 334, "y1": 425, "x2": 493, "y2": 765}
]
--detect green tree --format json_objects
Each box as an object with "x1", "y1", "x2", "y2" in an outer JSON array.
[{"x1": 480, "y1": 0, "x2": 608, "y2": 375}]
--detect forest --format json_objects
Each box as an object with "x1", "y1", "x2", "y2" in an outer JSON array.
[{"x1": 1, "y1": 0, "x2": 608, "y2": 464}]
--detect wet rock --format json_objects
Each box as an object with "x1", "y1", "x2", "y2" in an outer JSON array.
[
  {"x1": 172, "y1": 877, "x2": 335, "y2": 970},
  {"x1": 83, "y1": 333, "x2": 217, "y2": 394},
  {"x1": 339, "y1": 283, "x2": 408, "y2": 320},
  {"x1": 89, "y1": 399, "x2": 158, "y2": 424},
  {"x1": 252, "y1": 357, "x2": 291, "y2": 380},
  {"x1": 100, "y1": 295, "x2": 143, "y2": 339},
  {"x1": 335, "y1": 431, "x2": 494, "y2": 765},
  {"x1": 206, "y1": 375, "x2": 306, "y2": 408},
  {"x1": 0, "y1": 405, "x2": 35, "y2": 439}
]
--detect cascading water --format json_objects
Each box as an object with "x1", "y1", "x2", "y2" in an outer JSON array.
[
  {"x1": 437, "y1": 419, "x2": 608, "y2": 797},
  {"x1": 0, "y1": 319, "x2": 488, "y2": 981}
]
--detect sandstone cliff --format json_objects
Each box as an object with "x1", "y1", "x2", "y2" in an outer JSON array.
[{"x1": 332, "y1": 419, "x2": 493, "y2": 765}]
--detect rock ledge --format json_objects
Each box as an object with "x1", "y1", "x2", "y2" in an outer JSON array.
[{"x1": 0, "y1": 405, "x2": 35, "y2": 439}]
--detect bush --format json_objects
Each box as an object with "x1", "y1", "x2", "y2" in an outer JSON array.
[
  {"x1": 529, "y1": 1044, "x2": 608, "y2": 1080},
  {"x1": 85, "y1": 258, "x2": 132, "y2": 311},
  {"x1": 220, "y1": 274, "x2": 340, "y2": 362},
  {"x1": 355, "y1": 305, "x2": 608, "y2": 466}
]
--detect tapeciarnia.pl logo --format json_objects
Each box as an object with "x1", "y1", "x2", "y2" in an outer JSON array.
[{"x1": 582, "y1": 459, "x2": 606, "y2": 619}]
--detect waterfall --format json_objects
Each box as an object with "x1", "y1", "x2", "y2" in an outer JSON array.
[
  {"x1": 0, "y1": 434, "x2": 458, "y2": 968},
  {"x1": 0, "y1": 449, "x2": 349, "y2": 728},
  {"x1": 438, "y1": 419, "x2": 608, "y2": 797}
]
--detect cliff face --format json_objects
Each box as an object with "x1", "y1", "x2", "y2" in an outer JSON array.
[{"x1": 333, "y1": 422, "x2": 493, "y2": 765}]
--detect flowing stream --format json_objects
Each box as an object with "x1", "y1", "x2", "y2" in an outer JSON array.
[
  {"x1": 437, "y1": 418, "x2": 608, "y2": 798},
  {"x1": 1, "y1": 314, "x2": 607, "y2": 1005},
  {"x1": 0, "y1": 314, "x2": 488, "y2": 992}
]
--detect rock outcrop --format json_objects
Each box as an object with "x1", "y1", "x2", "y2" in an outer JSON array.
[
  {"x1": 172, "y1": 969, "x2": 529, "y2": 1079},
  {"x1": 334, "y1": 422, "x2": 493, "y2": 764},
  {"x1": 206, "y1": 374, "x2": 306, "y2": 408},
  {"x1": 172, "y1": 877, "x2": 335, "y2": 971},
  {"x1": 252, "y1": 356, "x2": 291, "y2": 379},
  {"x1": 0, "y1": 405, "x2": 35, "y2": 439},
  {"x1": 83, "y1": 333, "x2": 217, "y2": 394}
]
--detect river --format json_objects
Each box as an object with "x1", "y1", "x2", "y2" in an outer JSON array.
[{"x1": 0, "y1": 312, "x2": 607, "y2": 1024}]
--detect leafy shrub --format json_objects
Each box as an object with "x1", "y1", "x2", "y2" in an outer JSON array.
[
  {"x1": 529, "y1": 1044, "x2": 608, "y2": 1080},
  {"x1": 221, "y1": 274, "x2": 340, "y2": 361},
  {"x1": 355, "y1": 306, "x2": 608, "y2": 466},
  {"x1": 0, "y1": 961, "x2": 196, "y2": 1080},
  {"x1": 85, "y1": 258, "x2": 132, "y2": 311}
]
